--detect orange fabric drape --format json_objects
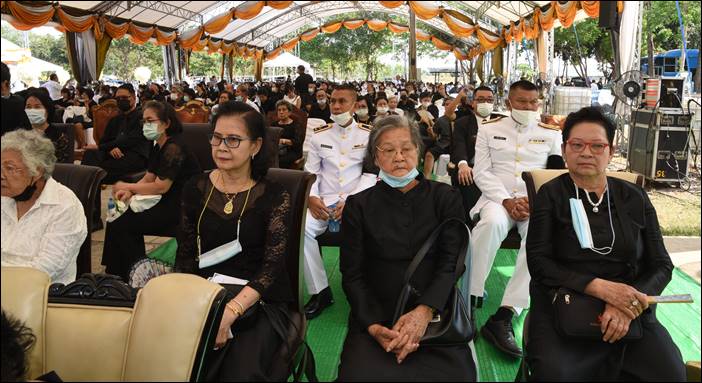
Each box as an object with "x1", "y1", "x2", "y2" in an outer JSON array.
[
  {"x1": 378, "y1": 1, "x2": 404, "y2": 8},
  {"x1": 580, "y1": 1, "x2": 600, "y2": 17},
  {"x1": 442, "y1": 9, "x2": 475, "y2": 38},
  {"x1": 366, "y1": 19, "x2": 388, "y2": 32},
  {"x1": 512, "y1": 20, "x2": 524, "y2": 41},
  {"x1": 221, "y1": 42, "x2": 237, "y2": 55},
  {"x1": 431, "y1": 36, "x2": 453, "y2": 51},
  {"x1": 476, "y1": 27, "x2": 503, "y2": 50},
  {"x1": 266, "y1": 47, "x2": 283, "y2": 60},
  {"x1": 343, "y1": 19, "x2": 365, "y2": 30},
  {"x1": 180, "y1": 27, "x2": 204, "y2": 49},
  {"x1": 617, "y1": 1, "x2": 624, "y2": 13},
  {"x1": 503, "y1": 25, "x2": 512, "y2": 44},
  {"x1": 203, "y1": 10, "x2": 233, "y2": 34},
  {"x1": 234, "y1": 1, "x2": 266, "y2": 20},
  {"x1": 207, "y1": 39, "x2": 223, "y2": 54},
  {"x1": 155, "y1": 29, "x2": 177, "y2": 45},
  {"x1": 408, "y1": 1, "x2": 442, "y2": 20},
  {"x1": 523, "y1": 17, "x2": 539, "y2": 40},
  {"x1": 56, "y1": 8, "x2": 96, "y2": 33},
  {"x1": 300, "y1": 28, "x2": 320, "y2": 42},
  {"x1": 104, "y1": 19, "x2": 129, "y2": 39},
  {"x1": 387, "y1": 22, "x2": 409, "y2": 33},
  {"x1": 128, "y1": 24, "x2": 154, "y2": 44},
  {"x1": 267, "y1": 1, "x2": 294, "y2": 10},
  {"x1": 282, "y1": 37, "x2": 300, "y2": 52},
  {"x1": 453, "y1": 47, "x2": 469, "y2": 61},
  {"x1": 538, "y1": 6, "x2": 555, "y2": 31},
  {"x1": 321, "y1": 22, "x2": 343, "y2": 34},
  {"x1": 6, "y1": 2, "x2": 55, "y2": 30},
  {"x1": 553, "y1": 0, "x2": 578, "y2": 29},
  {"x1": 415, "y1": 30, "x2": 432, "y2": 41}
]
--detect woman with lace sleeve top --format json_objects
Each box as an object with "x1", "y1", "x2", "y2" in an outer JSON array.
[{"x1": 175, "y1": 101, "x2": 294, "y2": 381}]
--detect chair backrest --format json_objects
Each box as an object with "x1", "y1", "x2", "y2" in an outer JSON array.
[
  {"x1": 182, "y1": 123, "x2": 216, "y2": 171},
  {"x1": 522, "y1": 169, "x2": 645, "y2": 212},
  {"x1": 267, "y1": 126, "x2": 283, "y2": 169},
  {"x1": 176, "y1": 101, "x2": 210, "y2": 124},
  {"x1": 51, "y1": 164, "x2": 107, "y2": 276},
  {"x1": 91, "y1": 99, "x2": 119, "y2": 144},
  {"x1": 265, "y1": 169, "x2": 316, "y2": 313},
  {"x1": 1, "y1": 267, "x2": 51, "y2": 380},
  {"x1": 50, "y1": 123, "x2": 76, "y2": 163}
]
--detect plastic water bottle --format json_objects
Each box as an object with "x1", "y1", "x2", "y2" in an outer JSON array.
[
  {"x1": 107, "y1": 196, "x2": 116, "y2": 216},
  {"x1": 327, "y1": 202, "x2": 340, "y2": 233}
]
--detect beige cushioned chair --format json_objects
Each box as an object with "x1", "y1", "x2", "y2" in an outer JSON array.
[{"x1": 1, "y1": 267, "x2": 226, "y2": 382}]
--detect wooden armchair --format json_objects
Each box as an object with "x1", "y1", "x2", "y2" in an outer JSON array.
[
  {"x1": 90, "y1": 99, "x2": 120, "y2": 144},
  {"x1": 176, "y1": 100, "x2": 210, "y2": 124}
]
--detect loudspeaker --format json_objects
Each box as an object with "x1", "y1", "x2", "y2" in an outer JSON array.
[{"x1": 599, "y1": 1, "x2": 619, "y2": 31}]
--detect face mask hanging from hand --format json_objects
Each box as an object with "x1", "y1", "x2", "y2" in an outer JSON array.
[{"x1": 569, "y1": 183, "x2": 615, "y2": 255}]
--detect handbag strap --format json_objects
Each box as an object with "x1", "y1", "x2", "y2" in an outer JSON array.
[{"x1": 400, "y1": 217, "x2": 470, "y2": 287}]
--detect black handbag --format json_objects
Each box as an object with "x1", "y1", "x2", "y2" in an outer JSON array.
[
  {"x1": 552, "y1": 287, "x2": 643, "y2": 341},
  {"x1": 391, "y1": 217, "x2": 474, "y2": 347}
]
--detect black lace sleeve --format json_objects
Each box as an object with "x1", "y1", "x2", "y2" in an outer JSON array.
[
  {"x1": 53, "y1": 133, "x2": 71, "y2": 163},
  {"x1": 152, "y1": 141, "x2": 185, "y2": 181},
  {"x1": 175, "y1": 176, "x2": 203, "y2": 274},
  {"x1": 247, "y1": 185, "x2": 292, "y2": 295}
]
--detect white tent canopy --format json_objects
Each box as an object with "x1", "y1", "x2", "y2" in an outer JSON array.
[{"x1": 263, "y1": 52, "x2": 311, "y2": 71}]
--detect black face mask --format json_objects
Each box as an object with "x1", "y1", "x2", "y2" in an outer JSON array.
[
  {"x1": 117, "y1": 99, "x2": 132, "y2": 112},
  {"x1": 13, "y1": 179, "x2": 37, "y2": 202}
]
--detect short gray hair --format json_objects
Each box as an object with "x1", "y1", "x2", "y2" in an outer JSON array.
[
  {"x1": 1, "y1": 129, "x2": 57, "y2": 180},
  {"x1": 275, "y1": 99, "x2": 293, "y2": 112},
  {"x1": 365, "y1": 115, "x2": 423, "y2": 166}
]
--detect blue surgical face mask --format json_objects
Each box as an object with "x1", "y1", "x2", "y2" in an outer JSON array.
[
  {"x1": 142, "y1": 122, "x2": 161, "y2": 140},
  {"x1": 379, "y1": 168, "x2": 419, "y2": 188},
  {"x1": 569, "y1": 183, "x2": 615, "y2": 255},
  {"x1": 199, "y1": 225, "x2": 242, "y2": 269}
]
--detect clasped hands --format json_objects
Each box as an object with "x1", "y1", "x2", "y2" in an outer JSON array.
[
  {"x1": 585, "y1": 278, "x2": 650, "y2": 343},
  {"x1": 502, "y1": 197, "x2": 529, "y2": 221},
  {"x1": 309, "y1": 196, "x2": 344, "y2": 221},
  {"x1": 367, "y1": 305, "x2": 434, "y2": 364}
]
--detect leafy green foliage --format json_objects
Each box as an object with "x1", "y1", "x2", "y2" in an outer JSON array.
[
  {"x1": 554, "y1": 18, "x2": 613, "y2": 79},
  {"x1": 1, "y1": 22, "x2": 70, "y2": 73},
  {"x1": 643, "y1": 0, "x2": 701, "y2": 56}
]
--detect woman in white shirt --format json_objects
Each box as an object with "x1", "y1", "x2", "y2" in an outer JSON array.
[
  {"x1": 1, "y1": 129, "x2": 87, "y2": 285},
  {"x1": 282, "y1": 85, "x2": 301, "y2": 109}
]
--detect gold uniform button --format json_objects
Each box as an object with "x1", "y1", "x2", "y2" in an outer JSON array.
[
  {"x1": 515, "y1": 172, "x2": 520, "y2": 177},
  {"x1": 517, "y1": 144, "x2": 522, "y2": 149},
  {"x1": 341, "y1": 135, "x2": 347, "y2": 140},
  {"x1": 340, "y1": 162, "x2": 345, "y2": 168},
  {"x1": 341, "y1": 150, "x2": 347, "y2": 155},
  {"x1": 516, "y1": 158, "x2": 521, "y2": 163},
  {"x1": 339, "y1": 178, "x2": 344, "y2": 182}
]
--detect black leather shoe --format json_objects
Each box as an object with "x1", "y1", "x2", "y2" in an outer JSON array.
[
  {"x1": 480, "y1": 315, "x2": 523, "y2": 358},
  {"x1": 304, "y1": 287, "x2": 334, "y2": 319}
]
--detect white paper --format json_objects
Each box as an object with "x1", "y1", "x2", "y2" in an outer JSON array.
[{"x1": 208, "y1": 272, "x2": 249, "y2": 286}]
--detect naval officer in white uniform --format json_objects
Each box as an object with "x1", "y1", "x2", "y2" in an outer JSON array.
[
  {"x1": 303, "y1": 84, "x2": 377, "y2": 319},
  {"x1": 470, "y1": 80, "x2": 564, "y2": 357}
]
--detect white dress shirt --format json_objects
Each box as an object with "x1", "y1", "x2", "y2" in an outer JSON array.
[
  {"x1": 471, "y1": 116, "x2": 562, "y2": 217},
  {"x1": 304, "y1": 119, "x2": 377, "y2": 206},
  {"x1": 41, "y1": 80, "x2": 63, "y2": 101},
  {"x1": 1, "y1": 177, "x2": 88, "y2": 285}
]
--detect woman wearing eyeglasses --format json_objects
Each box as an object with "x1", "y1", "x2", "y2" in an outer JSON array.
[
  {"x1": 101, "y1": 100, "x2": 201, "y2": 280},
  {"x1": 337, "y1": 115, "x2": 476, "y2": 381},
  {"x1": 174, "y1": 101, "x2": 294, "y2": 381},
  {"x1": 525, "y1": 107, "x2": 685, "y2": 381}
]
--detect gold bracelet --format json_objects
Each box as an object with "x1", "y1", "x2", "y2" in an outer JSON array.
[
  {"x1": 226, "y1": 302, "x2": 242, "y2": 317},
  {"x1": 231, "y1": 299, "x2": 246, "y2": 314}
]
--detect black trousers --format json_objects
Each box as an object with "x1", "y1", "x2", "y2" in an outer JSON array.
[
  {"x1": 450, "y1": 169, "x2": 481, "y2": 219},
  {"x1": 102, "y1": 197, "x2": 179, "y2": 281},
  {"x1": 526, "y1": 303, "x2": 686, "y2": 382}
]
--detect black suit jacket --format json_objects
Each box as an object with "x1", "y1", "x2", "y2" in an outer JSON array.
[
  {"x1": 450, "y1": 113, "x2": 479, "y2": 166},
  {"x1": 98, "y1": 108, "x2": 150, "y2": 159},
  {"x1": 1, "y1": 94, "x2": 31, "y2": 135}
]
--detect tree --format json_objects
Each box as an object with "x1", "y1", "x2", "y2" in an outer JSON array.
[
  {"x1": 102, "y1": 37, "x2": 164, "y2": 81},
  {"x1": 1, "y1": 22, "x2": 71, "y2": 73},
  {"x1": 554, "y1": 18, "x2": 613, "y2": 80}
]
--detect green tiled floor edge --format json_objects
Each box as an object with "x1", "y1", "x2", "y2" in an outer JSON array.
[{"x1": 303, "y1": 248, "x2": 701, "y2": 382}]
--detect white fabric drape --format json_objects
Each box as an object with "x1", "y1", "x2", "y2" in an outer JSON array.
[
  {"x1": 81, "y1": 30, "x2": 97, "y2": 82},
  {"x1": 618, "y1": 1, "x2": 640, "y2": 74}
]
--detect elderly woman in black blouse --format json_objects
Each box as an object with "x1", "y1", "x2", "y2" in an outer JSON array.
[
  {"x1": 337, "y1": 115, "x2": 476, "y2": 381},
  {"x1": 175, "y1": 101, "x2": 293, "y2": 381},
  {"x1": 526, "y1": 107, "x2": 685, "y2": 381}
]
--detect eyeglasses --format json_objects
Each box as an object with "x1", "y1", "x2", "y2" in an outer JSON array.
[
  {"x1": 376, "y1": 145, "x2": 417, "y2": 159},
  {"x1": 1, "y1": 163, "x2": 25, "y2": 175},
  {"x1": 474, "y1": 98, "x2": 494, "y2": 103},
  {"x1": 566, "y1": 139, "x2": 610, "y2": 154},
  {"x1": 208, "y1": 133, "x2": 253, "y2": 149}
]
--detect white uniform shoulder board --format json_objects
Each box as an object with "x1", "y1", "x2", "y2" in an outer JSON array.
[
  {"x1": 482, "y1": 115, "x2": 505, "y2": 125},
  {"x1": 314, "y1": 123, "x2": 333, "y2": 134},
  {"x1": 357, "y1": 123, "x2": 372, "y2": 132},
  {"x1": 537, "y1": 122, "x2": 561, "y2": 131}
]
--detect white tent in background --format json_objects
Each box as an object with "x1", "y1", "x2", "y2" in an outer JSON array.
[
  {"x1": 2, "y1": 37, "x2": 69, "y2": 90},
  {"x1": 263, "y1": 52, "x2": 314, "y2": 78}
]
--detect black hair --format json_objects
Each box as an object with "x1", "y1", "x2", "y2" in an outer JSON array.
[
  {"x1": 82, "y1": 87, "x2": 94, "y2": 99},
  {"x1": 419, "y1": 91, "x2": 432, "y2": 100},
  {"x1": 1, "y1": 310, "x2": 35, "y2": 382},
  {"x1": 142, "y1": 100, "x2": 183, "y2": 136},
  {"x1": 183, "y1": 88, "x2": 196, "y2": 99},
  {"x1": 297, "y1": 65, "x2": 305, "y2": 71},
  {"x1": 375, "y1": 92, "x2": 388, "y2": 104},
  {"x1": 212, "y1": 101, "x2": 269, "y2": 180},
  {"x1": 1, "y1": 62, "x2": 11, "y2": 85},
  {"x1": 49, "y1": 73, "x2": 58, "y2": 81},
  {"x1": 256, "y1": 87, "x2": 269, "y2": 96},
  {"x1": 509, "y1": 80, "x2": 538, "y2": 93},
  {"x1": 562, "y1": 106, "x2": 616, "y2": 146},
  {"x1": 117, "y1": 83, "x2": 135, "y2": 95},
  {"x1": 24, "y1": 88, "x2": 55, "y2": 124},
  {"x1": 332, "y1": 84, "x2": 358, "y2": 101},
  {"x1": 474, "y1": 85, "x2": 493, "y2": 94}
]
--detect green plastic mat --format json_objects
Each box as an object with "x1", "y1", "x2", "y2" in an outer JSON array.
[
  {"x1": 303, "y1": 247, "x2": 701, "y2": 382},
  {"x1": 146, "y1": 238, "x2": 178, "y2": 266}
]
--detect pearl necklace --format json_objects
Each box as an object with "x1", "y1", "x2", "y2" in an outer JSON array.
[{"x1": 583, "y1": 187, "x2": 606, "y2": 213}]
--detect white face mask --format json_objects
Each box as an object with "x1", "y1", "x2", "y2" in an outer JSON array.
[
  {"x1": 183, "y1": 96, "x2": 191, "y2": 102},
  {"x1": 510, "y1": 108, "x2": 539, "y2": 126},
  {"x1": 377, "y1": 106, "x2": 389, "y2": 114},
  {"x1": 308, "y1": 88, "x2": 315, "y2": 94},
  {"x1": 421, "y1": 101, "x2": 431, "y2": 108},
  {"x1": 170, "y1": 93, "x2": 178, "y2": 100},
  {"x1": 476, "y1": 102, "x2": 493, "y2": 118},
  {"x1": 199, "y1": 225, "x2": 243, "y2": 269},
  {"x1": 355, "y1": 108, "x2": 369, "y2": 118},
  {"x1": 25, "y1": 108, "x2": 46, "y2": 125},
  {"x1": 569, "y1": 184, "x2": 615, "y2": 255},
  {"x1": 331, "y1": 110, "x2": 353, "y2": 126},
  {"x1": 317, "y1": 98, "x2": 327, "y2": 105}
]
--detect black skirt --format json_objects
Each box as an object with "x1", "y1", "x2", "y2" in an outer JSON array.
[
  {"x1": 337, "y1": 320, "x2": 476, "y2": 382},
  {"x1": 202, "y1": 302, "x2": 292, "y2": 382}
]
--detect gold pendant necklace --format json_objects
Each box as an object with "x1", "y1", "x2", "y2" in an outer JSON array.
[{"x1": 219, "y1": 172, "x2": 237, "y2": 214}]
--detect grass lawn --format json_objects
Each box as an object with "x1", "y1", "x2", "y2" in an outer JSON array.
[{"x1": 648, "y1": 190, "x2": 701, "y2": 236}]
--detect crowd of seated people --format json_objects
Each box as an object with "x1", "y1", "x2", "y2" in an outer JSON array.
[{"x1": 0, "y1": 58, "x2": 689, "y2": 382}]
